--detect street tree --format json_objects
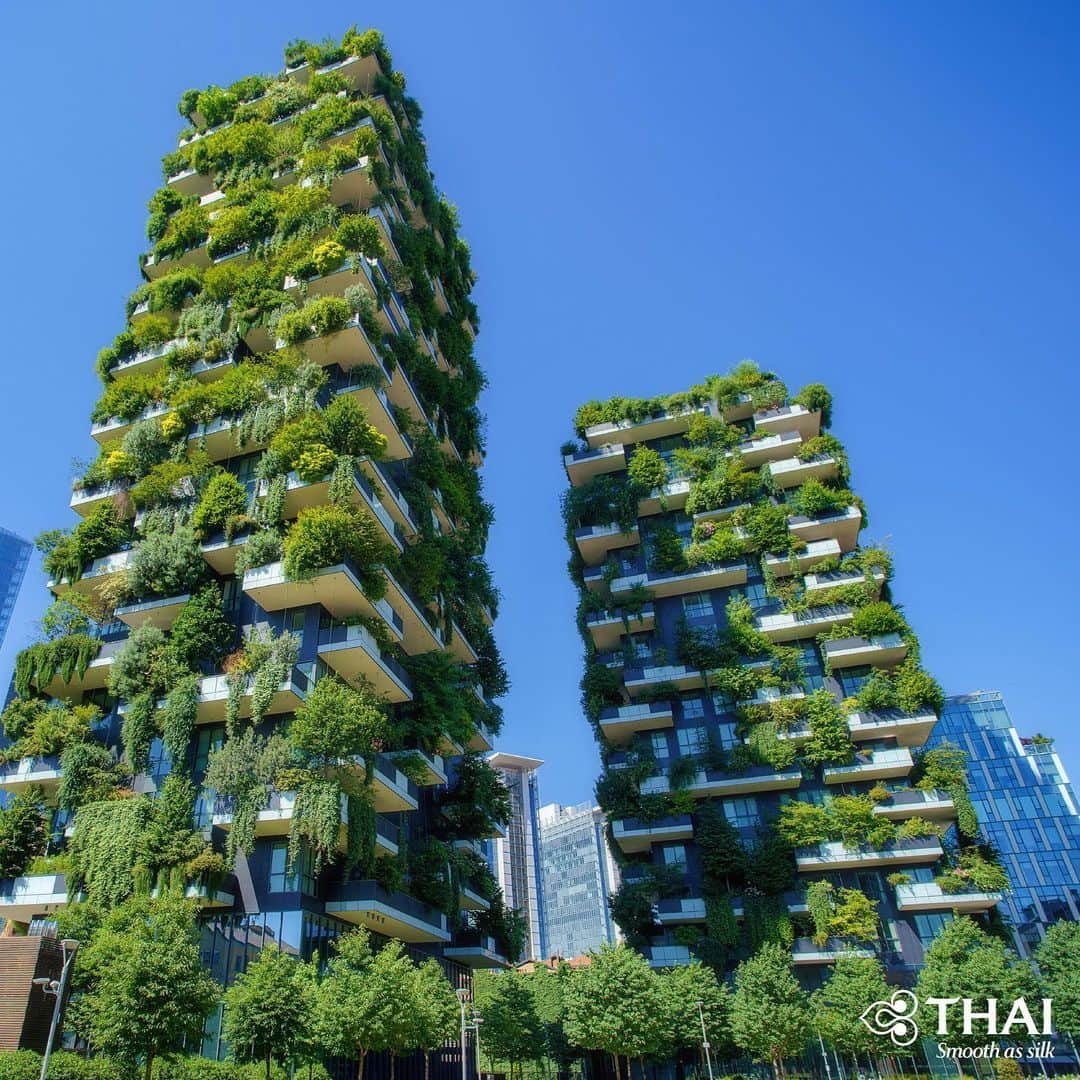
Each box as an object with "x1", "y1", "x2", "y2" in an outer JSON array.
[
  {"x1": 1035, "y1": 921, "x2": 1080, "y2": 1044},
  {"x1": 659, "y1": 961, "x2": 733, "y2": 1067},
  {"x1": 475, "y1": 968, "x2": 546, "y2": 1080},
  {"x1": 411, "y1": 958, "x2": 461, "y2": 1080},
  {"x1": 811, "y1": 955, "x2": 893, "y2": 1063}
]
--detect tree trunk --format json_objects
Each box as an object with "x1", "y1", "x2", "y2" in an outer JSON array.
[
  {"x1": 424, "y1": 1050, "x2": 430, "y2": 1080},
  {"x1": 266, "y1": 1048, "x2": 272, "y2": 1080},
  {"x1": 390, "y1": 1053, "x2": 395, "y2": 1080},
  {"x1": 145, "y1": 1052, "x2": 155, "y2": 1080},
  {"x1": 357, "y1": 1050, "x2": 366, "y2": 1080}
]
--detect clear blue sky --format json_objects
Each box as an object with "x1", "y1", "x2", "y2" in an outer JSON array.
[{"x1": 1, "y1": 1, "x2": 1077, "y2": 808}]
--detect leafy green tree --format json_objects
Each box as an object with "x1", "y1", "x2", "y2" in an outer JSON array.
[
  {"x1": 289, "y1": 674, "x2": 389, "y2": 773},
  {"x1": 526, "y1": 961, "x2": 583, "y2": 1074},
  {"x1": 475, "y1": 969, "x2": 546, "y2": 1080},
  {"x1": 0, "y1": 788, "x2": 47, "y2": 876},
  {"x1": 563, "y1": 943, "x2": 668, "y2": 1080},
  {"x1": 368, "y1": 940, "x2": 423, "y2": 1080},
  {"x1": 316, "y1": 928, "x2": 380, "y2": 1080},
  {"x1": 1035, "y1": 922, "x2": 1080, "y2": 1039},
  {"x1": 915, "y1": 915, "x2": 1038, "y2": 1050},
  {"x1": 811, "y1": 956, "x2": 893, "y2": 1061},
  {"x1": 658, "y1": 961, "x2": 733, "y2": 1065},
  {"x1": 79, "y1": 898, "x2": 218, "y2": 1080},
  {"x1": 166, "y1": 584, "x2": 234, "y2": 670},
  {"x1": 730, "y1": 941, "x2": 812, "y2": 1077},
  {"x1": 222, "y1": 947, "x2": 318, "y2": 1080},
  {"x1": 411, "y1": 958, "x2": 460, "y2": 1080}
]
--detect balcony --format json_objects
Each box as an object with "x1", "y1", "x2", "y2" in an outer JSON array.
[
  {"x1": 375, "y1": 814, "x2": 401, "y2": 858},
  {"x1": 636, "y1": 477, "x2": 691, "y2": 517},
  {"x1": 328, "y1": 754, "x2": 419, "y2": 813},
  {"x1": 598, "y1": 701, "x2": 674, "y2": 745},
  {"x1": 656, "y1": 897, "x2": 707, "y2": 924},
  {"x1": 792, "y1": 938, "x2": 875, "y2": 966},
  {"x1": 764, "y1": 539, "x2": 841, "y2": 578},
  {"x1": 741, "y1": 686, "x2": 807, "y2": 710},
  {"x1": 575, "y1": 522, "x2": 640, "y2": 565},
  {"x1": 214, "y1": 789, "x2": 347, "y2": 846},
  {"x1": 142, "y1": 244, "x2": 213, "y2": 281},
  {"x1": 115, "y1": 593, "x2": 190, "y2": 632},
  {"x1": 805, "y1": 566, "x2": 887, "y2": 599},
  {"x1": 287, "y1": 51, "x2": 383, "y2": 94},
  {"x1": 872, "y1": 788, "x2": 956, "y2": 822},
  {"x1": 894, "y1": 882, "x2": 1002, "y2": 913},
  {"x1": 241, "y1": 560, "x2": 404, "y2": 643},
  {"x1": 824, "y1": 633, "x2": 909, "y2": 670},
  {"x1": 646, "y1": 944, "x2": 693, "y2": 968},
  {"x1": 642, "y1": 765, "x2": 802, "y2": 799},
  {"x1": 611, "y1": 815, "x2": 694, "y2": 854},
  {"x1": 623, "y1": 663, "x2": 704, "y2": 697},
  {"x1": 447, "y1": 621, "x2": 479, "y2": 665},
  {"x1": 0, "y1": 756, "x2": 63, "y2": 799},
  {"x1": 444, "y1": 931, "x2": 508, "y2": 968},
  {"x1": 200, "y1": 531, "x2": 249, "y2": 575},
  {"x1": 282, "y1": 313, "x2": 381, "y2": 371},
  {"x1": 612, "y1": 561, "x2": 747, "y2": 600},
  {"x1": 753, "y1": 404, "x2": 821, "y2": 439},
  {"x1": 754, "y1": 605, "x2": 853, "y2": 642},
  {"x1": 166, "y1": 166, "x2": 216, "y2": 198},
  {"x1": 564, "y1": 444, "x2": 627, "y2": 486},
  {"x1": 70, "y1": 480, "x2": 130, "y2": 517},
  {"x1": 40, "y1": 639, "x2": 123, "y2": 699},
  {"x1": 459, "y1": 883, "x2": 492, "y2": 913},
  {"x1": 0, "y1": 874, "x2": 69, "y2": 923},
  {"x1": 823, "y1": 747, "x2": 914, "y2": 785},
  {"x1": 721, "y1": 393, "x2": 755, "y2": 422},
  {"x1": 691, "y1": 500, "x2": 751, "y2": 525},
  {"x1": 769, "y1": 453, "x2": 840, "y2": 490},
  {"x1": 91, "y1": 402, "x2": 170, "y2": 446},
  {"x1": 330, "y1": 374, "x2": 411, "y2": 461},
  {"x1": 326, "y1": 880, "x2": 451, "y2": 943},
  {"x1": 796, "y1": 837, "x2": 944, "y2": 871},
  {"x1": 848, "y1": 710, "x2": 937, "y2": 747},
  {"x1": 48, "y1": 548, "x2": 135, "y2": 598},
  {"x1": 266, "y1": 467, "x2": 404, "y2": 552},
  {"x1": 380, "y1": 571, "x2": 447, "y2": 656},
  {"x1": 584, "y1": 404, "x2": 713, "y2": 449},
  {"x1": 392, "y1": 749, "x2": 447, "y2": 787},
  {"x1": 109, "y1": 336, "x2": 190, "y2": 381},
  {"x1": 466, "y1": 719, "x2": 495, "y2": 753},
  {"x1": 150, "y1": 878, "x2": 234, "y2": 909},
  {"x1": 787, "y1": 507, "x2": 863, "y2": 550},
  {"x1": 317, "y1": 623, "x2": 413, "y2": 703},
  {"x1": 586, "y1": 604, "x2": 656, "y2": 651},
  {"x1": 183, "y1": 667, "x2": 309, "y2": 724},
  {"x1": 738, "y1": 430, "x2": 803, "y2": 467}
]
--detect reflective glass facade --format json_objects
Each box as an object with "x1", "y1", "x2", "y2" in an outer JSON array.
[{"x1": 0, "y1": 527, "x2": 30, "y2": 651}]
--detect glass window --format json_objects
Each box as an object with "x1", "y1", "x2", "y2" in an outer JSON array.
[
  {"x1": 744, "y1": 583, "x2": 769, "y2": 610},
  {"x1": 682, "y1": 697, "x2": 705, "y2": 719},
  {"x1": 651, "y1": 732, "x2": 670, "y2": 759},
  {"x1": 268, "y1": 842, "x2": 316, "y2": 895},
  {"x1": 723, "y1": 797, "x2": 759, "y2": 828},
  {"x1": 678, "y1": 727, "x2": 708, "y2": 756},
  {"x1": 663, "y1": 845, "x2": 687, "y2": 867},
  {"x1": 716, "y1": 722, "x2": 740, "y2": 749},
  {"x1": 682, "y1": 594, "x2": 712, "y2": 619}
]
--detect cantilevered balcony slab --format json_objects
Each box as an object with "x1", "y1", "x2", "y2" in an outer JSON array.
[
  {"x1": 599, "y1": 700, "x2": 674, "y2": 745},
  {"x1": 445, "y1": 932, "x2": 509, "y2": 968},
  {"x1": 109, "y1": 337, "x2": 190, "y2": 382},
  {"x1": 623, "y1": 663, "x2": 704, "y2": 697},
  {"x1": 459, "y1": 883, "x2": 493, "y2": 913},
  {"x1": 241, "y1": 560, "x2": 404, "y2": 642},
  {"x1": 184, "y1": 668, "x2": 309, "y2": 724},
  {"x1": 872, "y1": 788, "x2": 956, "y2": 822},
  {"x1": 646, "y1": 945, "x2": 693, "y2": 968},
  {"x1": 584, "y1": 404, "x2": 713, "y2": 449},
  {"x1": 214, "y1": 790, "x2": 346, "y2": 846},
  {"x1": 70, "y1": 481, "x2": 130, "y2": 517},
  {"x1": 447, "y1": 621, "x2": 478, "y2": 665},
  {"x1": 636, "y1": 478, "x2": 691, "y2": 517},
  {"x1": 848, "y1": 710, "x2": 937, "y2": 747},
  {"x1": 691, "y1": 501, "x2": 751, "y2": 524},
  {"x1": 327, "y1": 754, "x2": 419, "y2": 813},
  {"x1": 0, "y1": 756, "x2": 63, "y2": 799},
  {"x1": 281, "y1": 313, "x2": 381, "y2": 370},
  {"x1": 753, "y1": 405, "x2": 821, "y2": 439},
  {"x1": 375, "y1": 814, "x2": 401, "y2": 858},
  {"x1": 738, "y1": 430, "x2": 803, "y2": 467},
  {"x1": 792, "y1": 938, "x2": 875, "y2": 965},
  {"x1": 40, "y1": 640, "x2": 121, "y2": 699},
  {"x1": 770, "y1": 454, "x2": 840, "y2": 490},
  {"x1": 392, "y1": 749, "x2": 447, "y2": 787},
  {"x1": 565, "y1": 444, "x2": 627, "y2": 486},
  {"x1": 91, "y1": 402, "x2": 171, "y2": 446},
  {"x1": 656, "y1": 897, "x2": 707, "y2": 924},
  {"x1": 200, "y1": 532, "x2": 249, "y2": 575},
  {"x1": 318, "y1": 624, "x2": 413, "y2": 703},
  {"x1": 150, "y1": 879, "x2": 235, "y2": 909},
  {"x1": 796, "y1": 837, "x2": 943, "y2": 871},
  {"x1": 381, "y1": 571, "x2": 446, "y2": 656},
  {"x1": 787, "y1": 507, "x2": 863, "y2": 550},
  {"x1": 332, "y1": 378, "x2": 411, "y2": 460},
  {"x1": 612, "y1": 561, "x2": 747, "y2": 600},
  {"x1": 142, "y1": 246, "x2": 213, "y2": 281},
  {"x1": 823, "y1": 747, "x2": 914, "y2": 785},
  {"x1": 764, "y1": 539, "x2": 841, "y2": 578},
  {"x1": 740, "y1": 687, "x2": 807, "y2": 710},
  {"x1": 894, "y1": 883, "x2": 1002, "y2": 913},
  {"x1": 804, "y1": 567, "x2": 886, "y2": 599},
  {"x1": 115, "y1": 593, "x2": 190, "y2": 632},
  {"x1": 327, "y1": 880, "x2": 451, "y2": 943},
  {"x1": 721, "y1": 393, "x2": 755, "y2": 422},
  {"x1": 575, "y1": 522, "x2": 640, "y2": 565},
  {"x1": 611, "y1": 815, "x2": 694, "y2": 854},
  {"x1": 754, "y1": 605, "x2": 853, "y2": 643},
  {"x1": 586, "y1": 605, "x2": 656, "y2": 651},
  {"x1": 466, "y1": 719, "x2": 495, "y2": 753},
  {"x1": 0, "y1": 874, "x2": 69, "y2": 923},
  {"x1": 642, "y1": 765, "x2": 802, "y2": 799},
  {"x1": 166, "y1": 167, "x2": 216, "y2": 198},
  {"x1": 824, "y1": 633, "x2": 909, "y2": 670},
  {"x1": 48, "y1": 549, "x2": 135, "y2": 598}
]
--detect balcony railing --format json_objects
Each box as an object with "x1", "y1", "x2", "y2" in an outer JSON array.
[{"x1": 325, "y1": 879, "x2": 450, "y2": 943}]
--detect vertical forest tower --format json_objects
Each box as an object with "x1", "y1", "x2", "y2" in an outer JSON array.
[
  {"x1": 562, "y1": 367, "x2": 1006, "y2": 978},
  {"x1": 0, "y1": 26, "x2": 520, "y2": 1050}
]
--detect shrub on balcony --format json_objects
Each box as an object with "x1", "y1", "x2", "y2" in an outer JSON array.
[
  {"x1": 281, "y1": 504, "x2": 390, "y2": 595},
  {"x1": 776, "y1": 800, "x2": 830, "y2": 847},
  {"x1": 38, "y1": 503, "x2": 131, "y2": 585},
  {"x1": 746, "y1": 720, "x2": 798, "y2": 771},
  {"x1": 128, "y1": 526, "x2": 207, "y2": 599},
  {"x1": 806, "y1": 881, "x2": 878, "y2": 945},
  {"x1": 736, "y1": 501, "x2": 794, "y2": 555},
  {"x1": 936, "y1": 848, "x2": 1008, "y2": 893},
  {"x1": 0, "y1": 699, "x2": 99, "y2": 762},
  {"x1": 192, "y1": 472, "x2": 250, "y2": 539},
  {"x1": 648, "y1": 524, "x2": 686, "y2": 573},
  {"x1": 627, "y1": 446, "x2": 667, "y2": 492},
  {"x1": 233, "y1": 528, "x2": 284, "y2": 575},
  {"x1": 92, "y1": 369, "x2": 167, "y2": 424},
  {"x1": 791, "y1": 383, "x2": 833, "y2": 427},
  {"x1": 154, "y1": 202, "x2": 210, "y2": 261},
  {"x1": 13, "y1": 634, "x2": 103, "y2": 699},
  {"x1": 789, "y1": 477, "x2": 853, "y2": 519},
  {"x1": 802, "y1": 689, "x2": 854, "y2": 767},
  {"x1": 0, "y1": 789, "x2": 48, "y2": 877},
  {"x1": 58, "y1": 742, "x2": 129, "y2": 812},
  {"x1": 830, "y1": 794, "x2": 896, "y2": 849},
  {"x1": 750, "y1": 379, "x2": 788, "y2": 411},
  {"x1": 797, "y1": 434, "x2": 849, "y2": 481},
  {"x1": 441, "y1": 753, "x2": 511, "y2": 838},
  {"x1": 336, "y1": 214, "x2": 385, "y2": 259},
  {"x1": 686, "y1": 522, "x2": 743, "y2": 566},
  {"x1": 847, "y1": 601, "x2": 909, "y2": 639},
  {"x1": 290, "y1": 675, "x2": 389, "y2": 772},
  {"x1": 168, "y1": 586, "x2": 234, "y2": 670},
  {"x1": 894, "y1": 661, "x2": 944, "y2": 714}
]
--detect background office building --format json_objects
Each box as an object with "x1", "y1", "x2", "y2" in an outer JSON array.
[
  {"x1": 932, "y1": 691, "x2": 1080, "y2": 956},
  {"x1": 0, "y1": 527, "x2": 31, "y2": 650},
  {"x1": 539, "y1": 802, "x2": 621, "y2": 958},
  {"x1": 488, "y1": 752, "x2": 546, "y2": 961}
]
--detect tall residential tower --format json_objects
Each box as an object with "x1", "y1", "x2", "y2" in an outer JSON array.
[
  {"x1": 562, "y1": 366, "x2": 1006, "y2": 978},
  {"x1": 0, "y1": 527, "x2": 31, "y2": 651},
  {"x1": 0, "y1": 28, "x2": 514, "y2": 1067}
]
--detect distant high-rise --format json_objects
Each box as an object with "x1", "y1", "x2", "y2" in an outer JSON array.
[
  {"x1": 932, "y1": 691, "x2": 1080, "y2": 957},
  {"x1": 487, "y1": 753, "x2": 546, "y2": 961},
  {"x1": 539, "y1": 802, "x2": 620, "y2": 958},
  {"x1": 0, "y1": 528, "x2": 30, "y2": 650}
]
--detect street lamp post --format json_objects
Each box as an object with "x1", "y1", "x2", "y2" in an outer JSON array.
[
  {"x1": 457, "y1": 990, "x2": 483, "y2": 1080},
  {"x1": 31, "y1": 938, "x2": 79, "y2": 1080},
  {"x1": 696, "y1": 1000, "x2": 714, "y2": 1080}
]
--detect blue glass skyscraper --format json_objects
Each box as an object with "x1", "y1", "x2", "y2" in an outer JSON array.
[
  {"x1": 932, "y1": 690, "x2": 1080, "y2": 957},
  {"x1": 0, "y1": 527, "x2": 31, "y2": 651}
]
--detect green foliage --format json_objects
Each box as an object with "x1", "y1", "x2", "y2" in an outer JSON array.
[
  {"x1": 474, "y1": 969, "x2": 547, "y2": 1069},
  {"x1": 282, "y1": 503, "x2": 390, "y2": 592},
  {"x1": 626, "y1": 446, "x2": 667, "y2": 491},
  {"x1": 0, "y1": 698, "x2": 99, "y2": 760},
  {"x1": 791, "y1": 383, "x2": 833, "y2": 427},
  {"x1": 162, "y1": 674, "x2": 201, "y2": 765},
  {"x1": 39, "y1": 504, "x2": 131, "y2": 585},
  {"x1": 290, "y1": 675, "x2": 388, "y2": 771},
  {"x1": 192, "y1": 472, "x2": 250, "y2": 538},
  {"x1": 442, "y1": 752, "x2": 512, "y2": 837},
  {"x1": 1034, "y1": 922, "x2": 1080, "y2": 1036},
  {"x1": 648, "y1": 524, "x2": 686, "y2": 573},
  {"x1": 730, "y1": 941, "x2": 812, "y2": 1069},
  {"x1": 802, "y1": 688, "x2": 854, "y2": 766},
  {"x1": 111, "y1": 623, "x2": 170, "y2": 702},
  {"x1": 811, "y1": 956, "x2": 893, "y2": 1056},
  {"x1": 167, "y1": 585, "x2": 234, "y2": 671},
  {"x1": 58, "y1": 743, "x2": 128, "y2": 811},
  {"x1": 14, "y1": 634, "x2": 102, "y2": 698},
  {"x1": 70, "y1": 797, "x2": 154, "y2": 906},
  {"x1": 0, "y1": 789, "x2": 48, "y2": 877},
  {"x1": 129, "y1": 526, "x2": 207, "y2": 599}
]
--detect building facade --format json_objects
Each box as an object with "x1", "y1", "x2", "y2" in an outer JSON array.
[
  {"x1": 538, "y1": 801, "x2": 620, "y2": 959},
  {"x1": 0, "y1": 28, "x2": 512, "y2": 1074},
  {"x1": 0, "y1": 527, "x2": 31, "y2": 651},
  {"x1": 487, "y1": 752, "x2": 546, "y2": 961},
  {"x1": 933, "y1": 690, "x2": 1080, "y2": 957},
  {"x1": 562, "y1": 368, "x2": 1003, "y2": 980}
]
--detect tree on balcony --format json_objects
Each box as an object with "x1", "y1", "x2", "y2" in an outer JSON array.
[{"x1": 0, "y1": 788, "x2": 47, "y2": 877}]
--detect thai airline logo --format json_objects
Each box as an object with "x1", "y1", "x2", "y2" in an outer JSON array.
[{"x1": 860, "y1": 990, "x2": 920, "y2": 1047}]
